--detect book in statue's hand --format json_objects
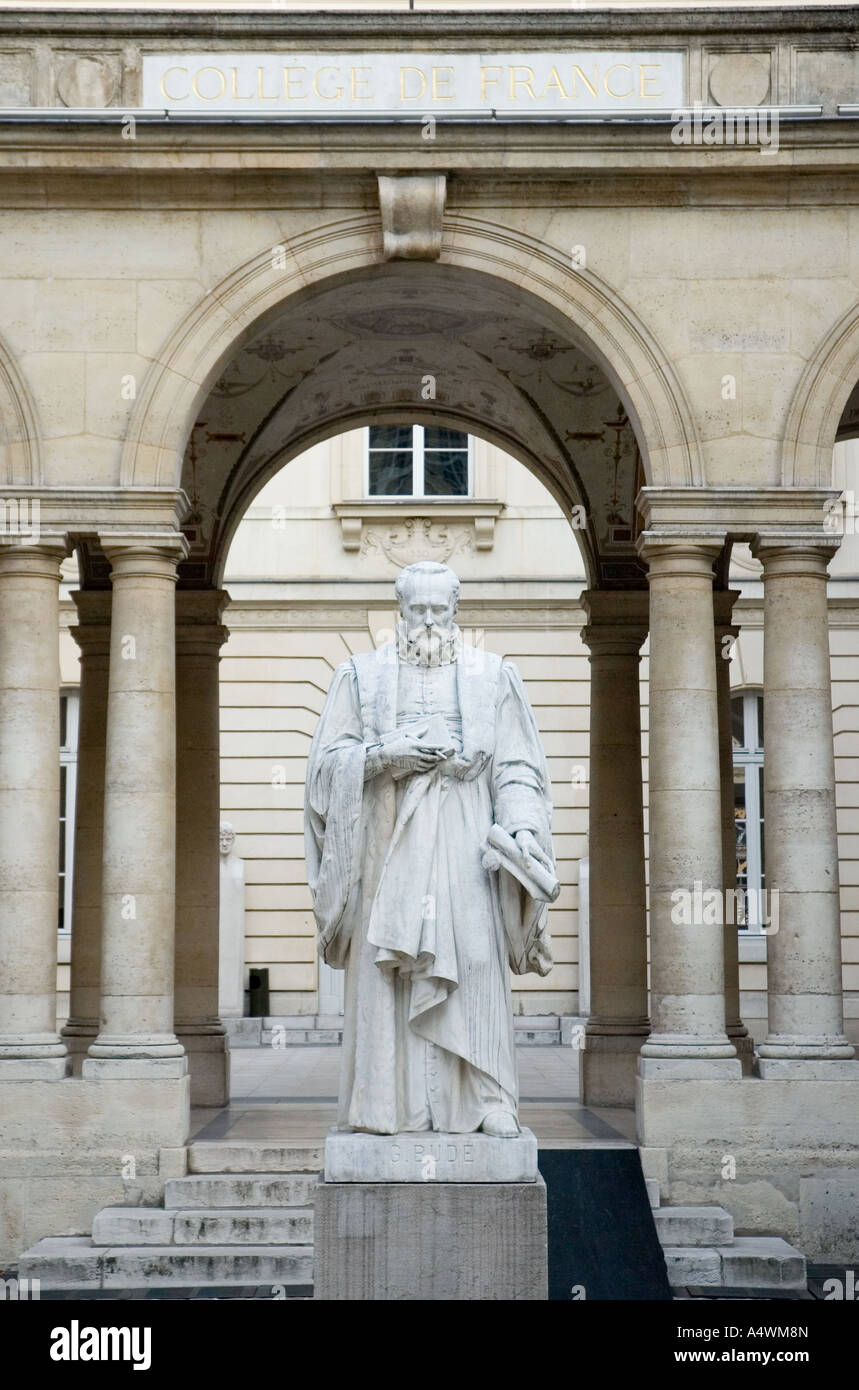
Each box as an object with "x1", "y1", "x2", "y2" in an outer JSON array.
[
  {"x1": 482, "y1": 823, "x2": 561, "y2": 903},
  {"x1": 389, "y1": 714, "x2": 457, "y2": 779}
]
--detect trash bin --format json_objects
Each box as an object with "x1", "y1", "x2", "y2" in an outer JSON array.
[{"x1": 248, "y1": 967, "x2": 270, "y2": 1018}]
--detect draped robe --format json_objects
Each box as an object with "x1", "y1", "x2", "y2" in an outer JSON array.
[{"x1": 304, "y1": 639, "x2": 555, "y2": 1134}]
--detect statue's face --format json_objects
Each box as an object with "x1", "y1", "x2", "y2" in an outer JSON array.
[
  {"x1": 398, "y1": 572, "x2": 458, "y2": 642},
  {"x1": 219, "y1": 823, "x2": 236, "y2": 855}
]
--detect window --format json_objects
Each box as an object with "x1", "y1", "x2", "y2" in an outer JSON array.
[
  {"x1": 732, "y1": 691, "x2": 765, "y2": 932},
  {"x1": 59, "y1": 690, "x2": 79, "y2": 935},
  {"x1": 366, "y1": 424, "x2": 470, "y2": 498}
]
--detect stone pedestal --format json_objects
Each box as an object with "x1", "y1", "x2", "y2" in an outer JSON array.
[{"x1": 314, "y1": 1129, "x2": 547, "y2": 1299}]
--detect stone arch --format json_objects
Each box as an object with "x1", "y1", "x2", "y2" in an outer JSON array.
[
  {"x1": 0, "y1": 334, "x2": 41, "y2": 486},
  {"x1": 210, "y1": 405, "x2": 598, "y2": 589},
  {"x1": 782, "y1": 300, "x2": 859, "y2": 486},
  {"x1": 121, "y1": 213, "x2": 703, "y2": 494}
]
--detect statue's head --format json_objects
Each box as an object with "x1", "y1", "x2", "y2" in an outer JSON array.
[
  {"x1": 395, "y1": 561, "x2": 460, "y2": 643},
  {"x1": 219, "y1": 821, "x2": 236, "y2": 856}
]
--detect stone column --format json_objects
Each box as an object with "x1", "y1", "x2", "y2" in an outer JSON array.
[
  {"x1": 61, "y1": 590, "x2": 111, "y2": 1070},
  {"x1": 713, "y1": 588, "x2": 754, "y2": 1073},
  {"x1": 580, "y1": 590, "x2": 650, "y2": 1106},
  {"x1": 83, "y1": 541, "x2": 187, "y2": 1079},
  {"x1": 752, "y1": 541, "x2": 855, "y2": 1074},
  {"x1": 639, "y1": 542, "x2": 739, "y2": 1076},
  {"x1": 0, "y1": 543, "x2": 69, "y2": 1078},
  {"x1": 174, "y1": 589, "x2": 230, "y2": 1106}
]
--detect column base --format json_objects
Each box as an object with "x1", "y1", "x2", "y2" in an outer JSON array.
[
  {"x1": 640, "y1": 1031, "x2": 738, "y2": 1061},
  {"x1": 82, "y1": 1056, "x2": 188, "y2": 1080},
  {"x1": 581, "y1": 1031, "x2": 647, "y2": 1107},
  {"x1": 314, "y1": 1176, "x2": 547, "y2": 1300},
  {"x1": 174, "y1": 1025, "x2": 230, "y2": 1107},
  {"x1": 758, "y1": 1034, "x2": 855, "y2": 1061},
  {"x1": 727, "y1": 1027, "x2": 756, "y2": 1075},
  {"x1": 0, "y1": 1057, "x2": 71, "y2": 1080},
  {"x1": 638, "y1": 1057, "x2": 742, "y2": 1080},
  {"x1": 60, "y1": 1021, "x2": 98, "y2": 1076},
  {"x1": 756, "y1": 1058, "x2": 859, "y2": 1080}
]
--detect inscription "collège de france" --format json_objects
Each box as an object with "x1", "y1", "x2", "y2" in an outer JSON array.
[{"x1": 143, "y1": 51, "x2": 684, "y2": 116}]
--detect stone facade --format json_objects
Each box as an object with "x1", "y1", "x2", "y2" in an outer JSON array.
[{"x1": 1, "y1": 5, "x2": 859, "y2": 1265}]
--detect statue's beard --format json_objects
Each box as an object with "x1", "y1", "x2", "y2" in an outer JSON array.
[{"x1": 397, "y1": 619, "x2": 460, "y2": 668}]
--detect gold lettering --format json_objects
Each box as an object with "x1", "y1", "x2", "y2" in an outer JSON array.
[
  {"x1": 254, "y1": 66, "x2": 278, "y2": 101},
  {"x1": 639, "y1": 64, "x2": 664, "y2": 99},
  {"x1": 192, "y1": 67, "x2": 226, "y2": 103},
  {"x1": 230, "y1": 66, "x2": 254, "y2": 103},
  {"x1": 480, "y1": 65, "x2": 502, "y2": 100},
  {"x1": 160, "y1": 66, "x2": 188, "y2": 103},
  {"x1": 540, "y1": 65, "x2": 568, "y2": 101},
  {"x1": 283, "y1": 66, "x2": 308, "y2": 101},
  {"x1": 313, "y1": 65, "x2": 342, "y2": 101},
  {"x1": 509, "y1": 65, "x2": 536, "y2": 101},
  {"x1": 400, "y1": 66, "x2": 426, "y2": 101},
  {"x1": 351, "y1": 67, "x2": 373, "y2": 101},
  {"x1": 604, "y1": 64, "x2": 634, "y2": 99},
  {"x1": 431, "y1": 66, "x2": 455, "y2": 100},
  {"x1": 570, "y1": 65, "x2": 599, "y2": 100}
]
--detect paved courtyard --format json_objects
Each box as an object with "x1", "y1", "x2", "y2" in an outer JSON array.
[{"x1": 190, "y1": 1045, "x2": 636, "y2": 1150}]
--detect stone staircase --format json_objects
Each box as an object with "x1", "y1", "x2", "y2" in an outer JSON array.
[
  {"x1": 645, "y1": 1179, "x2": 807, "y2": 1293},
  {"x1": 19, "y1": 1143, "x2": 320, "y2": 1295},
  {"x1": 20, "y1": 1144, "x2": 809, "y2": 1297}
]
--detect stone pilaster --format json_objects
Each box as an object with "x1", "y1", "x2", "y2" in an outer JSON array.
[
  {"x1": 752, "y1": 540, "x2": 855, "y2": 1074},
  {"x1": 580, "y1": 589, "x2": 650, "y2": 1106},
  {"x1": 638, "y1": 542, "x2": 739, "y2": 1077},
  {"x1": 0, "y1": 544, "x2": 69, "y2": 1078},
  {"x1": 713, "y1": 588, "x2": 754, "y2": 1073},
  {"x1": 174, "y1": 588, "x2": 231, "y2": 1107},
  {"x1": 84, "y1": 540, "x2": 188, "y2": 1079},
  {"x1": 61, "y1": 589, "x2": 111, "y2": 1070}
]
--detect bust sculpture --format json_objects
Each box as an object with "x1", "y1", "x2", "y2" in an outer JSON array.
[{"x1": 305, "y1": 561, "x2": 556, "y2": 1138}]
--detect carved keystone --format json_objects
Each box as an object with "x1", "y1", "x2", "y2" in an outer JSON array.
[{"x1": 378, "y1": 174, "x2": 446, "y2": 261}]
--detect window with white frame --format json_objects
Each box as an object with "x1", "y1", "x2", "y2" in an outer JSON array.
[
  {"x1": 366, "y1": 424, "x2": 471, "y2": 498},
  {"x1": 58, "y1": 690, "x2": 79, "y2": 935},
  {"x1": 732, "y1": 690, "x2": 765, "y2": 932}
]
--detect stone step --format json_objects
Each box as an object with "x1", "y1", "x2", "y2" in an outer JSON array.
[
  {"x1": 92, "y1": 1206, "x2": 313, "y2": 1247},
  {"x1": 19, "y1": 1236, "x2": 313, "y2": 1290},
  {"x1": 189, "y1": 1142, "x2": 323, "y2": 1174},
  {"x1": 719, "y1": 1237, "x2": 806, "y2": 1290},
  {"x1": 164, "y1": 1173, "x2": 317, "y2": 1209},
  {"x1": 654, "y1": 1206, "x2": 734, "y2": 1247},
  {"x1": 663, "y1": 1236, "x2": 806, "y2": 1291}
]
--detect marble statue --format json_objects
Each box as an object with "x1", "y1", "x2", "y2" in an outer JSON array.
[
  {"x1": 218, "y1": 820, "x2": 246, "y2": 1019},
  {"x1": 305, "y1": 561, "x2": 557, "y2": 1138}
]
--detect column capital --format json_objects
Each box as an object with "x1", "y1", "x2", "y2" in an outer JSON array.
[
  {"x1": 101, "y1": 533, "x2": 188, "y2": 578},
  {"x1": 70, "y1": 588, "x2": 112, "y2": 659},
  {"x1": 638, "y1": 536, "x2": 722, "y2": 580},
  {"x1": 0, "y1": 541, "x2": 67, "y2": 580},
  {"x1": 750, "y1": 535, "x2": 839, "y2": 577},
  {"x1": 712, "y1": 588, "x2": 741, "y2": 629},
  {"x1": 175, "y1": 587, "x2": 231, "y2": 651},
  {"x1": 580, "y1": 588, "x2": 649, "y2": 656}
]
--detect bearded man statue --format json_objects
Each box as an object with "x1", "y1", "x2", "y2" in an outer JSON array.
[{"x1": 305, "y1": 560, "x2": 556, "y2": 1138}]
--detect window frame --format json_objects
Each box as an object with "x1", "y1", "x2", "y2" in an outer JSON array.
[
  {"x1": 58, "y1": 688, "x2": 80, "y2": 938},
  {"x1": 363, "y1": 424, "x2": 473, "y2": 500},
  {"x1": 732, "y1": 689, "x2": 766, "y2": 936}
]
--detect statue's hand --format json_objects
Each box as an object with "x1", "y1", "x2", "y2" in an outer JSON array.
[
  {"x1": 514, "y1": 829, "x2": 554, "y2": 873},
  {"x1": 382, "y1": 730, "x2": 451, "y2": 775}
]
